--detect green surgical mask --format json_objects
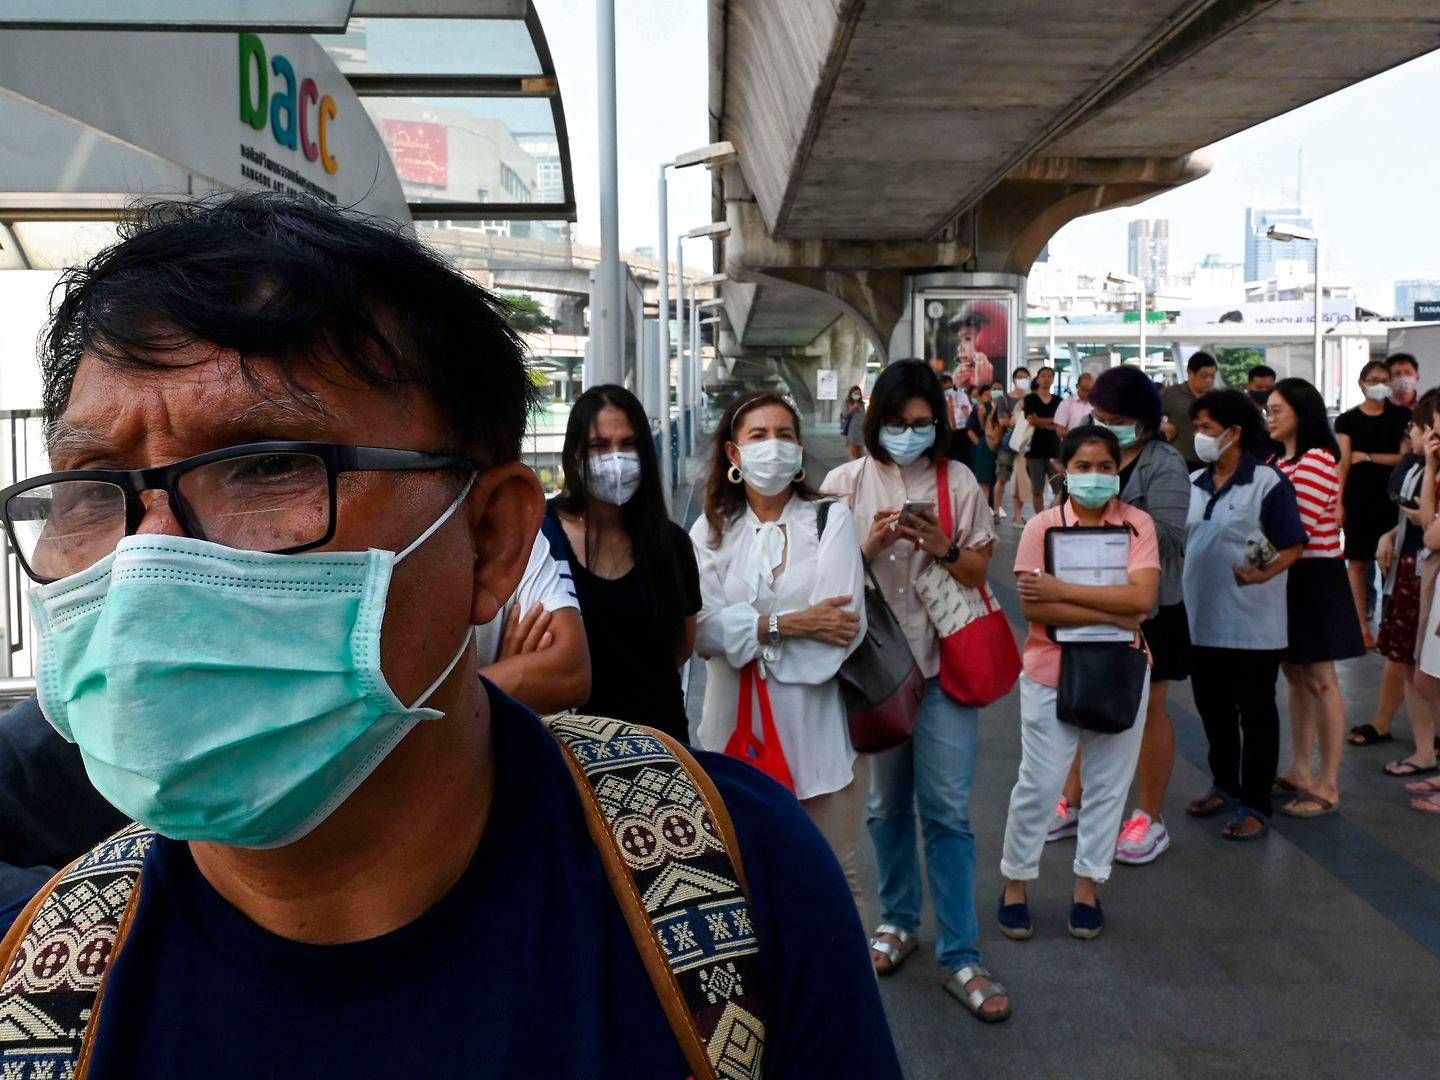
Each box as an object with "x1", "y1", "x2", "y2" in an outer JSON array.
[
  {"x1": 33, "y1": 479, "x2": 475, "y2": 849},
  {"x1": 1100, "y1": 421, "x2": 1138, "y2": 448},
  {"x1": 989, "y1": 389, "x2": 1003, "y2": 401},
  {"x1": 1067, "y1": 472, "x2": 1120, "y2": 509}
]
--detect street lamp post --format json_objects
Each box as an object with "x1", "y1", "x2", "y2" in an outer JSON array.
[
  {"x1": 691, "y1": 272, "x2": 728, "y2": 451},
  {"x1": 1267, "y1": 223, "x2": 1322, "y2": 392},
  {"x1": 594, "y1": 0, "x2": 622, "y2": 384},
  {"x1": 656, "y1": 145, "x2": 737, "y2": 506},
  {"x1": 1107, "y1": 272, "x2": 1145, "y2": 366}
]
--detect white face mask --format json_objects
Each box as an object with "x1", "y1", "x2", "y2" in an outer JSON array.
[
  {"x1": 1014, "y1": 378, "x2": 1031, "y2": 392},
  {"x1": 1364, "y1": 383, "x2": 1392, "y2": 403},
  {"x1": 589, "y1": 451, "x2": 642, "y2": 505},
  {"x1": 736, "y1": 439, "x2": 803, "y2": 497},
  {"x1": 1194, "y1": 430, "x2": 1234, "y2": 464}
]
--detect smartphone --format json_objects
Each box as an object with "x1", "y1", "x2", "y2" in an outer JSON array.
[{"x1": 899, "y1": 500, "x2": 936, "y2": 527}]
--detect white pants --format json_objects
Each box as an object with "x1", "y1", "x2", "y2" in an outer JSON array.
[{"x1": 1001, "y1": 674, "x2": 1149, "y2": 885}]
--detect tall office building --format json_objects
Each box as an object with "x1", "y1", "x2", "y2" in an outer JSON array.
[
  {"x1": 1245, "y1": 207, "x2": 1316, "y2": 282},
  {"x1": 1127, "y1": 219, "x2": 1169, "y2": 292},
  {"x1": 1396, "y1": 279, "x2": 1440, "y2": 319}
]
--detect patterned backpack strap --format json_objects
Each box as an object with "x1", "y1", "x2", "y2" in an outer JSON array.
[
  {"x1": 0, "y1": 822, "x2": 155, "y2": 1080},
  {"x1": 543, "y1": 714, "x2": 764, "y2": 1080}
]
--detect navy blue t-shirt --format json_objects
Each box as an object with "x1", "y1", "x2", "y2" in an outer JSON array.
[{"x1": 6, "y1": 687, "x2": 900, "y2": 1079}]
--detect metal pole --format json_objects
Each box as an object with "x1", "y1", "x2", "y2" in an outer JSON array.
[
  {"x1": 676, "y1": 235, "x2": 686, "y2": 486},
  {"x1": 1048, "y1": 307, "x2": 1057, "y2": 370},
  {"x1": 594, "y1": 0, "x2": 622, "y2": 384},
  {"x1": 1138, "y1": 285, "x2": 1147, "y2": 368},
  {"x1": 657, "y1": 166, "x2": 672, "y2": 509},
  {"x1": 1314, "y1": 235, "x2": 1324, "y2": 399},
  {"x1": 689, "y1": 282, "x2": 700, "y2": 456}
]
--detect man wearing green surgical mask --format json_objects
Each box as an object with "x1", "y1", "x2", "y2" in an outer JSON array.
[{"x1": 0, "y1": 195, "x2": 899, "y2": 1079}]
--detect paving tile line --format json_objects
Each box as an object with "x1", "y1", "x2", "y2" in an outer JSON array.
[{"x1": 988, "y1": 566, "x2": 1440, "y2": 958}]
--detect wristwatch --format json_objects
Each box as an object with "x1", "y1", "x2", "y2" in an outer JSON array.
[
  {"x1": 940, "y1": 542, "x2": 961, "y2": 565},
  {"x1": 767, "y1": 614, "x2": 782, "y2": 647}
]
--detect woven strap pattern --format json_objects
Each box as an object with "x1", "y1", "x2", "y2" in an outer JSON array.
[
  {"x1": 544, "y1": 713, "x2": 765, "y2": 1080},
  {"x1": 0, "y1": 822, "x2": 154, "y2": 1079}
]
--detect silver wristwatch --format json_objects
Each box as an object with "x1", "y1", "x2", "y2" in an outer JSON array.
[{"x1": 767, "y1": 614, "x2": 781, "y2": 647}]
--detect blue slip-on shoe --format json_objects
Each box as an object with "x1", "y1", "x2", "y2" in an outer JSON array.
[
  {"x1": 1068, "y1": 900, "x2": 1104, "y2": 940},
  {"x1": 997, "y1": 892, "x2": 1033, "y2": 940}
]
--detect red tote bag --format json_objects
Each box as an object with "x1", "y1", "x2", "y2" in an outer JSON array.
[
  {"x1": 933, "y1": 460, "x2": 1022, "y2": 707},
  {"x1": 725, "y1": 661, "x2": 796, "y2": 791}
]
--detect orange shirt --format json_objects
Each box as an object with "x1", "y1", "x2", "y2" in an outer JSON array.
[{"x1": 1013, "y1": 499, "x2": 1160, "y2": 688}]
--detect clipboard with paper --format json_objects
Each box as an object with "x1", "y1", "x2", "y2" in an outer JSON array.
[{"x1": 1043, "y1": 526, "x2": 1134, "y2": 643}]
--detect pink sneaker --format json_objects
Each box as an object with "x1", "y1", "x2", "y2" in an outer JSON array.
[
  {"x1": 1046, "y1": 797, "x2": 1078, "y2": 842},
  {"x1": 1114, "y1": 810, "x2": 1170, "y2": 865}
]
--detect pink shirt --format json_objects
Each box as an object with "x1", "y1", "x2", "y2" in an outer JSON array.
[
  {"x1": 1013, "y1": 499, "x2": 1161, "y2": 688},
  {"x1": 1053, "y1": 395, "x2": 1094, "y2": 433}
]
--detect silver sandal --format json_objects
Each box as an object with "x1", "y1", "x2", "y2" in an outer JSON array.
[
  {"x1": 868, "y1": 923, "x2": 918, "y2": 975},
  {"x1": 943, "y1": 964, "x2": 1012, "y2": 1023}
]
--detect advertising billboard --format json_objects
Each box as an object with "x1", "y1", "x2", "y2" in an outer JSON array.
[
  {"x1": 915, "y1": 292, "x2": 1016, "y2": 390},
  {"x1": 382, "y1": 119, "x2": 449, "y2": 187}
]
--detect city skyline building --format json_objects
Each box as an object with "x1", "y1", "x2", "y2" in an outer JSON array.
[
  {"x1": 1396, "y1": 278, "x2": 1440, "y2": 318},
  {"x1": 1245, "y1": 206, "x2": 1317, "y2": 281},
  {"x1": 1127, "y1": 218, "x2": 1169, "y2": 293}
]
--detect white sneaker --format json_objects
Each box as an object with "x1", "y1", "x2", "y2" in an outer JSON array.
[
  {"x1": 997, "y1": 506, "x2": 1008, "y2": 519},
  {"x1": 1114, "y1": 810, "x2": 1170, "y2": 865},
  {"x1": 1046, "y1": 798, "x2": 1078, "y2": 842}
]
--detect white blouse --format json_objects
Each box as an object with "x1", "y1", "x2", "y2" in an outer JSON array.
[{"x1": 690, "y1": 495, "x2": 867, "y2": 800}]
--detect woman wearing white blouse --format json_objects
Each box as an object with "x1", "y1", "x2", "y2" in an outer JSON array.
[{"x1": 691, "y1": 391, "x2": 868, "y2": 897}]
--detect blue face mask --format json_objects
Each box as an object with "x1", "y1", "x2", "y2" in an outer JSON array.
[
  {"x1": 32, "y1": 478, "x2": 475, "y2": 849},
  {"x1": 879, "y1": 425, "x2": 936, "y2": 466},
  {"x1": 1067, "y1": 472, "x2": 1120, "y2": 509},
  {"x1": 1099, "y1": 421, "x2": 1138, "y2": 448}
]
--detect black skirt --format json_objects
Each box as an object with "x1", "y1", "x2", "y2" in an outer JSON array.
[
  {"x1": 1142, "y1": 601, "x2": 1192, "y2": 683},
  {"x1": 1285, "y1": 557, "x2": 1367, "y2": 664}
]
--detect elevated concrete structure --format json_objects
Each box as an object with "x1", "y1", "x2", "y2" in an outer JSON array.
[{"x1": 706, "y1": 0, "x2": 1440, "y2": 403}]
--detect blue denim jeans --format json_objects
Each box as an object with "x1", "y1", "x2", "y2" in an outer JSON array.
[{"x1": 866, "y1": 678, "x2": 980, "y2": 971}]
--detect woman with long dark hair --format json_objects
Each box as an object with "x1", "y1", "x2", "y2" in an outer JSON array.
[
  {"x1": 821, "y1": 360, "x2": 1011, "y2": 1024},
  {"x1": 1266, "y1": 378, "x2": 1366, "y2": 818},
  {"x1": 691, "y1": 390, "x2": 867, "y2": 893},
  {"x1": 544, "y1": 385, "x2": 701, "y2": 741}
]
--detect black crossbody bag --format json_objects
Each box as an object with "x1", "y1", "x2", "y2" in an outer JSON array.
[{"x1": 1045, "y1": 508, "x2": 1148, "y2": 733}]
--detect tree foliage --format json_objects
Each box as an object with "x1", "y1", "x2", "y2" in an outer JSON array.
[
  {"x1": 1215, "y1": 347, "x2": 1266, "y2": 390},
  {"x1": 501, "y1": 293, "x2": 560, "y2": 333}
]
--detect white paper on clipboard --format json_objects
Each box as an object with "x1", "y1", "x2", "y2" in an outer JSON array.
[{"x1": 1047, "y1": 529, "x2": 1133, "y2": 643}]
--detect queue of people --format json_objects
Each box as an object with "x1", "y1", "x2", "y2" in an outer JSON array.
[{"x1": 3, "y1": 199, "x2": 1437, "y2": 1072}]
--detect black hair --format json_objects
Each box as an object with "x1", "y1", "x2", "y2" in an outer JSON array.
[
  {"x1": 554, "y1": 385, "x2": 685, "y2": 651},
  {"x1": 1187, "y1": 351, "x2": 1218, "y2": 375},
  {"x1": 1190, "y1": 388, "x2": 1267, "y2": 454},
  {"x1": 1359, "y1": 359, "x2": 1391, "y2": 383},
  {"x1": 864, "y1": 359, "x2": 951, "y2": 464},
  {"x1": 1247, "y1": 365, "x2": 1277, "y2": 382},
  {"x1": 1059, "y1": 423, "x2": 1122, "y2": 467},
  {"x1": 43, "y1": 192, "x2": 535, "y2": 464},
  {"x1": 1271, "y1": 378, "x2": 1339, "y2": 461},
  {"x1": 948, "y1": 311, "x2": 987, "y2": 330},
  {"x1": 1012, "y1": 366, "x2": 1031, "y2": 379},
  {"x1": 1415, "y1": 388, "x2": 1439, "y2": 431},
  {"x1": 1388, "y1": 352, "x2": 1419, "y2": 372}
]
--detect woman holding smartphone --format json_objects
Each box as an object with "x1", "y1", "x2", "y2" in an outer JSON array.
[{"x1": 821, "y1": 360, "x2": 1010, "y2": 1025}]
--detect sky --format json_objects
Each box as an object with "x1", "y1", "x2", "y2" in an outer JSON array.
[{"x1": 533, "y1": 0, "x2": 1440, "y2": 313}]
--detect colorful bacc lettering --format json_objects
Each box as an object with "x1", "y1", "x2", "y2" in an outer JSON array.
[{"x1": 238, "y1": 34, "x2": 339, "y2": 176}]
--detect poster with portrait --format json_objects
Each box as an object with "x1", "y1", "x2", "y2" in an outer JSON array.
[{"x1": 914, "y1": 292, "x2": 1016, "y2": 391}]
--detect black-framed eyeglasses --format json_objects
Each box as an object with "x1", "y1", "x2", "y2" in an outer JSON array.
[
  {"x1": 0, "y1": 441, "x2": 475, "y2": 584},
  {"x1": 881, "y1": 419, "x2": 939, "y2": 437}
]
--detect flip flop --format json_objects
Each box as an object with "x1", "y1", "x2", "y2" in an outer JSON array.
[
  {"x1": 1187, "y1": 787, "x2": 1233, "y2": 818},
  {"x1": 1384, "y1": 760, "x2": 1439, "y2": 778},
  {"x1": 1409, "y1": 793, "x2": 1440, "y2": 815},
  {"x1": 1272, "y1": 777, "x2": 1301, "y2": 796},
  {"x1": 1405, "y1": 777, "x2": 1440, "y2": 794},
  {"x1": 1280, "y1": 791, "x2": 1339, "y2": 818},
  {"x1": 1221, "y1": 807, "x2": 1269, "y2": 842},
  {"x1": 1348, "y1": 724, "x2": 1394, "y2": 747}
]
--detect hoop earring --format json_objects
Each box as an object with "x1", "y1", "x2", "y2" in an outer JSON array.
[
  {"x1": 727, "y1": 465, "x2": 743, "y2": 484},
  {"x1": 795, "y1": 469, "x2": 807, "y2": 484}
]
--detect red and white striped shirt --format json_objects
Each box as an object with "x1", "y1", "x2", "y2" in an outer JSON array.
[{"x1": 1276, "y1": 448, "x2": 1342, "y2": 558}]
